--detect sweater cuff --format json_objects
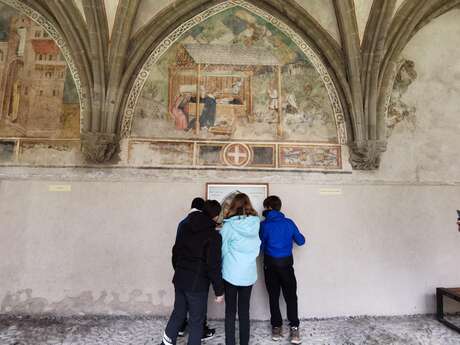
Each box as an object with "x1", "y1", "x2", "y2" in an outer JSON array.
[{"x1": 213, "y1": 282, "x2": 224, "y2": 297}]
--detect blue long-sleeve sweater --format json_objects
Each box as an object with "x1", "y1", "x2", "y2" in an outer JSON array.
[{"x1": 260, "y1": 210, "x2": 305, "y2": 258}]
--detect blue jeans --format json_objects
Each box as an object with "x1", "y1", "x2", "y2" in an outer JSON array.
[{"x1": 163, "y1": 288, "x2": 208, "y2": 345}]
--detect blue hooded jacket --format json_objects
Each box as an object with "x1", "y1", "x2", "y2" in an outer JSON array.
[
  {"x1": 260, "y1": 210, "x2": 305, "y2": 258},
  {"x1": 221, "y1": 215, "x2": 261, "y2": 286}
]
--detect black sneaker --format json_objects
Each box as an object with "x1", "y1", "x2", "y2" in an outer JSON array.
[
  {"x1": 201, "y1": 325, "x2": 215, "y2": 341},
  {"x1": 178, "y1": 320, "x2": 187, "y2": 337}
]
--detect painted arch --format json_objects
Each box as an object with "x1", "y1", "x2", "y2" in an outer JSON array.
[
  {"x1": 0, "y1": 0, "x2": 83, "y2": 165},
  {"x1": 123, "y1": 1, "x2": 347, "y2": 171},
  {"x1": 0, "y1": 0, "x2": 82, "y2": 140}
]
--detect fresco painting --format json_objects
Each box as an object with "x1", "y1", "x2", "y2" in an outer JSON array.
[
  {"x1": 279, "y1": 145, "x2": 341, "y2": 170},
  {"x1": 131, "y1": 6, "x2": 342, "y2": 171},
  {"x1": 0, "y1": 3, "x2": 342, "y2": 171},
  {"x1": 251, "y1": 145, "x2": 275, "y2": 167},
  {"x1": 197, "y1": 144, "x2": 226, "y2": 166},
  {"x1": 387, "y1": 60, "x2": 417, "y2": 137},
  {"x1": 128, "y1": 141, "x2": 194, "y2": 166},
  {"x1": 134, "y1": 8, "x2": 337, "y2": 142},
  {"x1": 0, "y1": 139, "x2": 15, "y2": 162},
  {"x1": 19, "y1": 140, "x2": 82, "y2": 166},
  {"x1": 0, "y1": 3, "x2": 80, "y2": 144}
]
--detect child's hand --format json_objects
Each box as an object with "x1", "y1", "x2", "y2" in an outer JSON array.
[{"x1": 215, "y1": 295, "x2": 224, "y2": 304}]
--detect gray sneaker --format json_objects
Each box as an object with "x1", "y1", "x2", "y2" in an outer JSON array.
[
  {"x1": 290, "y1": 327, "x2": 301, "y2": 344},
  {"x1": 272, "y1": 326, "x2": 283, "y2": 341}
]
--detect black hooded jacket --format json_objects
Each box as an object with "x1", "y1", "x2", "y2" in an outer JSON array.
[{"x1": 172, "y1": 211, "x2": 224, "y2": 296}]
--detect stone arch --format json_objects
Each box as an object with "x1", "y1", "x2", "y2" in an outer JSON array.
[{"x1": 120, "y1": 0, "x2": 348, "y2": 145}]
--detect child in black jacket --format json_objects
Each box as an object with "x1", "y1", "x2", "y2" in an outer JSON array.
[{"x1": 161, "y1": 200, "x2": 224, "y2": 345}]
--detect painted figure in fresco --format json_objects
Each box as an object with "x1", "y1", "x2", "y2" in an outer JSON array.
[
  {"x1": 230, "y1": 79, "x2": 244, "y2": 105},
  {"x1": 232, "y1": 79, "x2": 243, "y2": 95},
  {"x1": 170, "y1": 93, "x2": 191, "y2": 130},
  {"x1": 199, "y1": 90, "x2": 217, "y2": 129},
  {"x1": 268, "y1": 86, "x2": 279, "y2": 111},
  {"x1": 285, "y1": 94, "x2": 298, "y2": 114}
]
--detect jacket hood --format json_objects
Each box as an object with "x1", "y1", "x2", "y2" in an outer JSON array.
[
  {"x1": 263, "y1": 210, "x2": 285, "y2": 220},
  {"x1": 187, "y1": 211, "x2": 214, "y2": 233},
  {"x1": 224, "y1": 215, "x2": 260, "y2": 238}
]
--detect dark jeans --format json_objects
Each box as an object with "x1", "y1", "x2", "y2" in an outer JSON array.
[
  {"x1": 224, "y1": 280, "x2": 253, "y2": 345},
  {"x1": 163, "y1": 288, "x2": 208, "y2": 345},
  {"x1": 179, "y1": 315, "x2": 209, "y2": 333},
  {"x1": 264, "y1": 256, "x2": 299, "y2": 328}
]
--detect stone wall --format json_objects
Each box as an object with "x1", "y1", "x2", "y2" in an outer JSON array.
[{"x1": 0, "y1": 178, "x2": 458, "y2": 318}]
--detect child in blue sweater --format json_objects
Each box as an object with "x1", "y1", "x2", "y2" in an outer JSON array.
[{"x1": 260, "y1": 196, "x2": 305, "y2": 344}]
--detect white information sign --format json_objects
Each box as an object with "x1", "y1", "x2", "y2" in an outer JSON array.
[{"x1": 206, "y1": 183, "x2": 269, "y2": 216}]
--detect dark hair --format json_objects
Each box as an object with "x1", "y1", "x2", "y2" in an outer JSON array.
[
  {"x1": 225, "y1": 193, "x2": 258, "y2": 218},
  {"x1": 263, "y1": 195, "x2": 282, "y2": 211},
  {"x1": 203, "y1": 200, "x2": 222, "y2": 219},
  {"x1": 191, "y1": 197, "x2": 205, "y2": 211}
]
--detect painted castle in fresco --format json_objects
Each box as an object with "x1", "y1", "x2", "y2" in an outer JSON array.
[
  {"x1": 0, "y1": 6, "x2": 79, "y2": 140},
  {"x1": 129, "y1": 6, "x2": 342, "y2": 170}
]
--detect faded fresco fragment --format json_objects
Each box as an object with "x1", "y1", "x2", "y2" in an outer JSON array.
[
  {"x1": 387, "y1": 60, "x2": 417, "y2": 137},
  {"x1": 19, "y1": 140, "x2": 83, "y2": 166},
  {"x1": 0, "y1": 3, "x2": 80, "y2": 142},
  {"x1": 128, "y1": 141, "x2": 194, "y2": 166},
  {"x1": 0, "y1": 139, "x2": 15, "y2": 162},
  {"x1": 279, "y1": 145, "x2": 341, "y2": 169},
  {"x1": 131, "y1": 7, "x2": 340, "y2": 170}
]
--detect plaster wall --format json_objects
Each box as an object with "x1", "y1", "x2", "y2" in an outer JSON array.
[
  {"x1": 368, "y1": 9, "x2": 460, "y2": 184},
  {"x1": 132, "y1": 0, "x2": 175, "y2": 34},
  {"x1": 295, "y1": 0, "x2": 341, "y2": 45},
  {"x1": 353, "y1": 0, "x2": 373, "y2": 42},
  {"x1": 0, "y1": 179, "x2": 459, "y2": 318},
  {"x1": 130, "y1": 1, "x2": 342, "y2": 44},
  {"x1": 0, "y1": 6, "x2": 460, "y2": 319},
  {"x1": 394, "y1": 0, "x2": 405, "y2": 17},
  {"x1": 74, "y1": 0, "x2": 86, "y2": 22},
  {"x1": 104, "y1": 0, "x2": 119, "y2": 36}
]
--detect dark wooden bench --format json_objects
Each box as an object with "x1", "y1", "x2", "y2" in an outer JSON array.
[{"x1": 437, "y1": 287, "x2": 460, "y2": 333}]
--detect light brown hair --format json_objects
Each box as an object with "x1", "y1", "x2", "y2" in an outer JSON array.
[{"x1": 224, "y1": 193, "x2": 258, "y2": 218}]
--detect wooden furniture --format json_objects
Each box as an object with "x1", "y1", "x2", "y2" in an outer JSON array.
[
  {"x1": 437, "y1": 287, "x2": 460, "y2": 333},
  {"x1": 169, "y1": 44, "x2": 282, "y2": 135}
]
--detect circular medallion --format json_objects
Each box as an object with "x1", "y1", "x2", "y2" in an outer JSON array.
[{"x1": 223, "y1": 143, "x2": 251, "y2": 167}]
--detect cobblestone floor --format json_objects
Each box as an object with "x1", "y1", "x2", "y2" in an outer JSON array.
[{"x1": 0, "y1": 315, "x2": 459, "y2": 345}]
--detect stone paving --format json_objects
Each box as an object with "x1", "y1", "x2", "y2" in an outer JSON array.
[{"x1": 0, "y1": 314, "x2": 460, "y2": 345}]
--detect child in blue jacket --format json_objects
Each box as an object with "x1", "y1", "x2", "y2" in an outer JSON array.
[{"x1": 260, "y1": 196, "x2": 305, "y2": 344}]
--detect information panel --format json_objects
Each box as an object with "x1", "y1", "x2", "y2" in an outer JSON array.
[{"x1": 206, "y1": 183, "x2": 269, "y2": 216}]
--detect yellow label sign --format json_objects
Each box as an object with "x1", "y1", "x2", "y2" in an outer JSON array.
[
  {"x1": 48, "y1": 185, "x2": 72, "y2": 192},
  {"x1": 319, "y1": 188, "x2": 342, "y2": 195}
]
